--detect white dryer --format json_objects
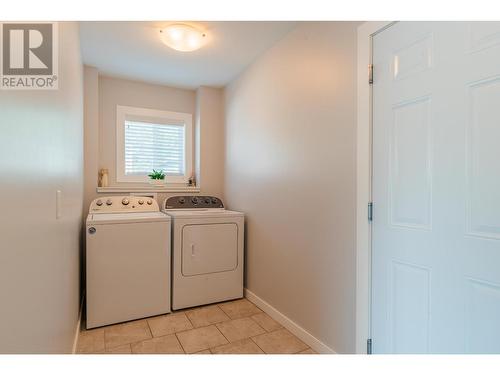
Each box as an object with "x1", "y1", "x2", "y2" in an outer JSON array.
[
  {"x1": 86, "y1": 196, "x2": 171, "y2": 328},
  {"x1": 163, "y1": 196, "x2": 244, "y2": 310}
]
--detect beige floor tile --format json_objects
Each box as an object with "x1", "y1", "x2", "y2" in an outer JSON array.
[
  {"x1": 131, "y1": 334, "x2": 184, "y2": 354},
  {"x1": 297, "y1": 348, "x2": 316, "y2": 354},
  {"x1": 77, "y1": 328, "x2": 105, "y2": 353},
  {"x1": 104, "y1": 320, "x2": 152, "y2": 349},
  {"x1": 186, "y1": 305, "x2": 230, "y2": 328},
  {"x1": 106, "y1": 344, "x2": 132, "y2": 354},
  {"x1": 251, "y1": 328, "x2": 308, "y2": 354},
  {"x1": 79, "y1": 351, "x2": 106, "y2": 354},
  {"x1": 216, "y1": 317, "x2": 265, "y2": 342},
  {"x1": 211, "y1": 338, "x2": 264, "y2": 354},
  {"x1": 218, "y1": 299, "x2": 262, "y2": 319},
  {"x1": 251, "y1": 313, "x2": 282, "y2": 332},
  {"x1": 192, "y1": 349, "x2": 212, "y2": 354},
  {"x1": 176, "y1": 325, "x2": 228, "y2": 353},
  {"x1": 147, "y1": 313, "x2": 193, "y2": 337}
]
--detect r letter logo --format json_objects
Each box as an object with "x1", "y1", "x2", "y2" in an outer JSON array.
[{"x1": 1, "y1": 22, "x2": 58, "y2": 89}]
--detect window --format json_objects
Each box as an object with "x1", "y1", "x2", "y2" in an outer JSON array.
[
  {"x1": 124, "y1": 120, "x2": 185, "y2": 176},
  {"x1": 116, "y1": 105, "x2": 193, "y2": 184}
]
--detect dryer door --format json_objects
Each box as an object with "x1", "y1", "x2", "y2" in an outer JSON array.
[{"x1": 182, "y1": 223, "x2": 238, "y2": 276}]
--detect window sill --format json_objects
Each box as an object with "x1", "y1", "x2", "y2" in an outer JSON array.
[{"x1": 96, "y1": 186, "x2": 200, "y2": 193}]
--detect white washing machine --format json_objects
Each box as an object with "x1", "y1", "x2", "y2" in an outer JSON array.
[
  {"x1": 163, "y1": 196, "x2": 244, "y2": 310},
  {"x1": 86, "y1": 196, "x2": 171, "y2": 328}
]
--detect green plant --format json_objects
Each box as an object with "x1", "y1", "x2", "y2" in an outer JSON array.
[{"x1": 148, "y1": 169, "x2": 166, "y2": 180}]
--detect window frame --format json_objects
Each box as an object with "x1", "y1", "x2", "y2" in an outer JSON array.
[{"x1": 116, "y1": 105, "x2": 193, "y2": 184}]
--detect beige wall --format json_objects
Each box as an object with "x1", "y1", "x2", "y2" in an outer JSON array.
[
  {"x1": 98, "y1": 76, "x2": 196, "y2": 187},
  {"x1": 83, "y1": 75, "x2": 225, "y2": 212},
  {"x1": 195, "y1": 86, "x2": 225, "y2": 199},
  {"x1": 0, "y1": 22, "x2": 84, "y2": 353},
  {"x1": 224, "y1": 22, "x2": 358, "y2": 353},
  {"x1": 84, "y1": 66, "x2": 99, "y2": 214}
]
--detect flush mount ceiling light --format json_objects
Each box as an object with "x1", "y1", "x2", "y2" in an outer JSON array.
[{"x1": 159, "y1": 24, "x2": 207, "y2": 52}]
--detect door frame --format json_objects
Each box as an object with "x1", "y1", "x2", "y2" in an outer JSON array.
[{"x1": 355, "y1": 21, "x2": 396, "y2": 354}]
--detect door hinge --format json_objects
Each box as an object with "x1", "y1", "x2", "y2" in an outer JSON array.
[
  {"x1": 367, "y1": 338, "x2": 372, "y2": 354},
  {"x1": 368, "y1": 64, "x2": 374, "y2": 85},
  {"x1": 368, "y1": 202, "x2": 373, "y2": 222}
]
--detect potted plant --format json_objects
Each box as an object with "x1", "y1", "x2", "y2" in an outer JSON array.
[{"x1": 148, "y1": 169, "x2": 166, "y2": 186}]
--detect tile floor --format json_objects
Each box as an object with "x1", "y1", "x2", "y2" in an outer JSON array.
[{"x1": 77, "y1": 298, "x2": 317, "y2": 354}]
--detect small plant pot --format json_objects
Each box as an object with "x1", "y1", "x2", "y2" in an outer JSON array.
[{"x1": 149, "y1": 179, "x2": 165, "y2": 186}]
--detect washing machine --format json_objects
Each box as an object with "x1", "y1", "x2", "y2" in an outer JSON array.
[
  {"x1": 86, "y1": 196, "x2": 171, "y2": 328},
  {"x1": 163, "y1": 196, "x2": 244, "y2": 310}
]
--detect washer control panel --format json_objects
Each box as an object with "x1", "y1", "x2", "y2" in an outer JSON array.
[
  {"x1": 90, "y1": 196, "x2": 158, "y2": 213},
  {"x1": 164, "y1": 196, "x2": 224, "y2": 209}
]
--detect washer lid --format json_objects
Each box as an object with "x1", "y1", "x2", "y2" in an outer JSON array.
[
  {"x1": 164, "y1": 209, "x2": 244, "y2": 219},
  {"x1": 87, "y1": 211, "x2": 170, "y2": 225}
]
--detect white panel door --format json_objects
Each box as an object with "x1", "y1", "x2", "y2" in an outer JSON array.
[{"x1": 372, "y1": 22, "x2": 500, "y2": 353}]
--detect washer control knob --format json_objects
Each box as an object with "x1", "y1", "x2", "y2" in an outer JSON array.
[
  {"x1": 122, "y1": 198, "x2": 129, "y2": 206},
  {"x1": 205, "y1": 198, "x2": 210, "y2": 204},
  {"x1": 191, "y1": 197, "x2": 198, "y2": 204},
  {"x1": 138, "y1": 199, "x2": 144, "y2": 205},
  {"x1": 106, "y1": 199, "x2": 113, "y2": 206},
  {"x1": 211, "y1": 198, "x2": 218, "y2": 204},
  {"x1": 147, "y1": 199, "x2": 153, "y2": 205},
  {"x1": 179, "y1": 197, "x2": 185, "y2": 204},
  {"x1": 96, "y1": 199, "x2": 103, "y2": 206}
]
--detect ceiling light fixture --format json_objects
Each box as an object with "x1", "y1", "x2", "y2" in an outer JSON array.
[{"x1": 159, "y1": 24, "x2": 207, "y2": 52}]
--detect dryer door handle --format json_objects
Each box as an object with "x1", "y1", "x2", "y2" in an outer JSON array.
[{"x1": 191, "y1": 244, "x2": 195, "y2": 257}]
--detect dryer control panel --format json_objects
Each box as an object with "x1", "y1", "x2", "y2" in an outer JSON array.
[
  {"x1": 165, "y1": 196, "x2": 224, "y2": 209},
  {"x1": 89, "y1": 196, "x2": 159, "y2": 214}
]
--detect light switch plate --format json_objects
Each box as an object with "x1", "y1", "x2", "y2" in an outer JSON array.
[{"x1": 56, "y1": 190, "x2": 62, "y2": 219}]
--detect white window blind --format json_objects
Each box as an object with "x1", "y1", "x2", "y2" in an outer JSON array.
[{"x1": 124, "y1": 120, "x2": 185, "y2": 176}]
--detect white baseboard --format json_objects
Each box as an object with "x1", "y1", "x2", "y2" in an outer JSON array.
[
  {"x1": 244, "y1": 288, "x2": 336, "y2": 354},
  {"x1": 72, "y1": 296, "x2": 84, "y2": 354}
]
